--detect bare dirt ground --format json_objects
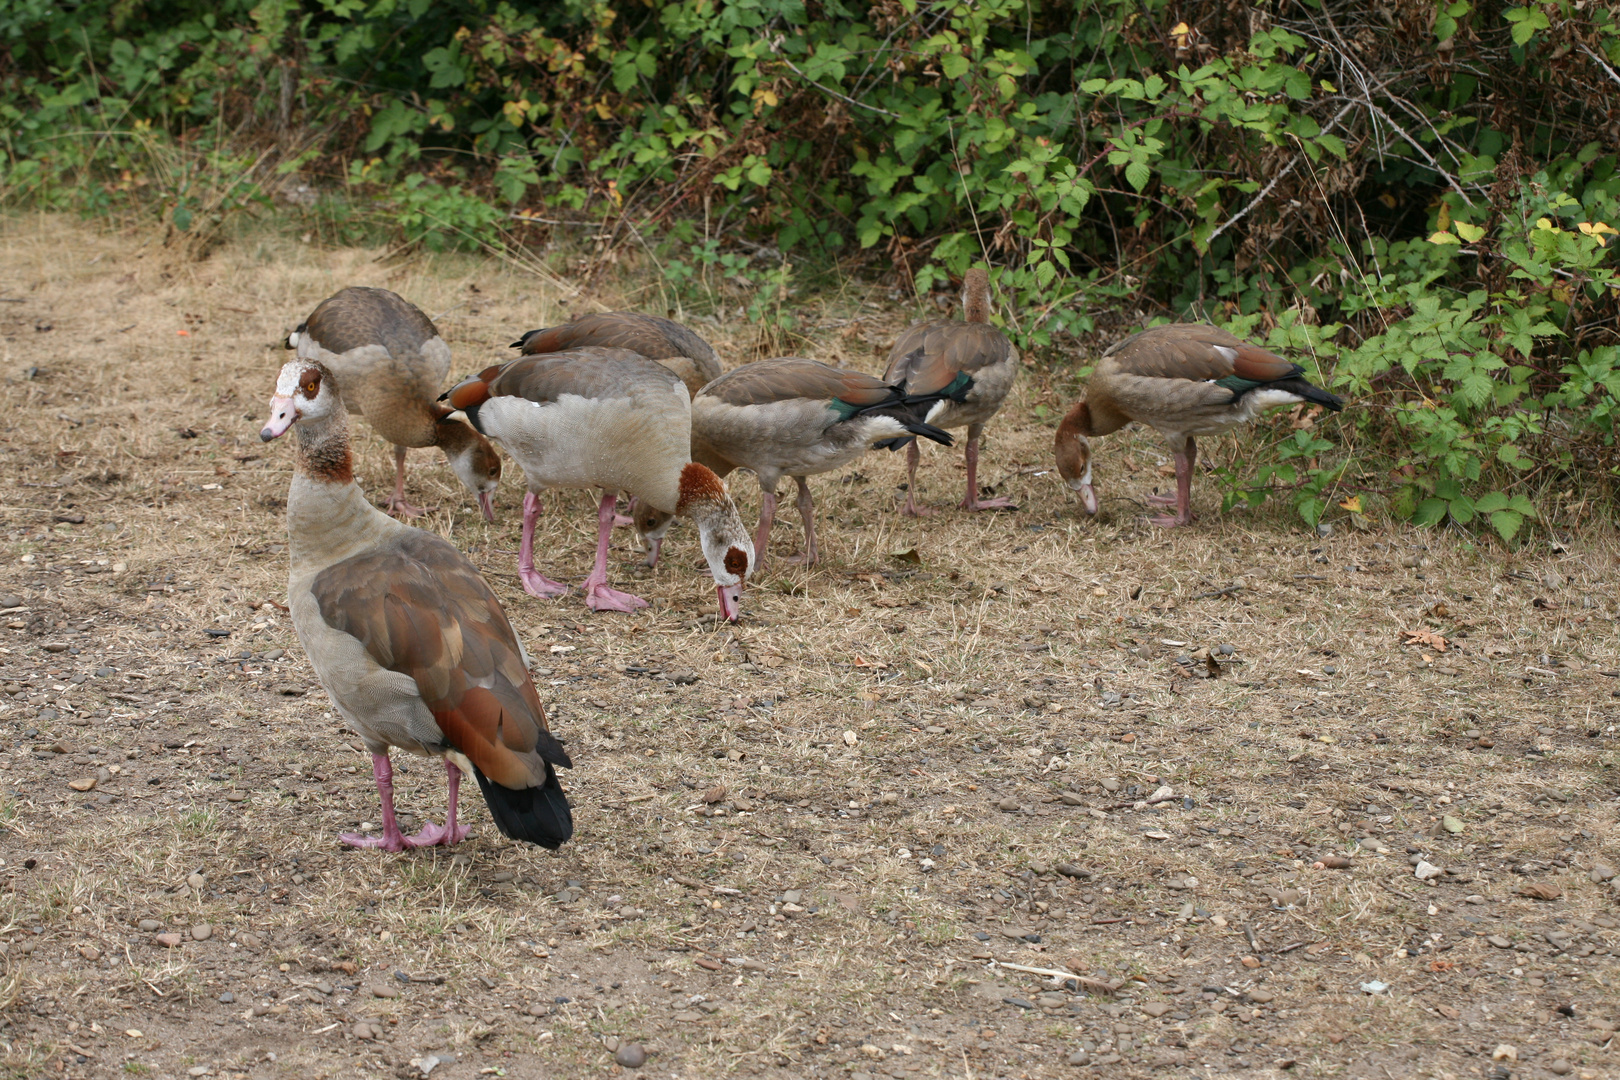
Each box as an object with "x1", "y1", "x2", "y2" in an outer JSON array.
[{"x1": 0, "y1": 215, "x2": 1616, "y2": 1080}]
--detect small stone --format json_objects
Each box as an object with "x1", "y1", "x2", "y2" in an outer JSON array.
[
  {"x1": 68, "y1": 776, "x2": 96, "y2": 792},
  {"x1": 1487, "y1": 935, "x2": 1513, "y2": 949},
  {"x1": 1491, "y1": 1044, "x2": 1516, "y2": 1063},
  {"x1": 138, "y1": 919, "x2": 161, "y2": 932},
  {"x1": 1141, "y1": 1002, "x2": 1170, "y2": 1017},
  {"x1": 218, "y1": 992, "x2": 234, "y2": 1004},
  {"x1": 1589, "y1": 864, "x2": 1616, "y2": 883},
  {"x1": 997, "y1": 797, "x2": 1020, "y2": 812},
  {"x1": 1413, "y1": 860, "x2": 1443, "y2": 880},
  {"x1": 191, "y1": 923, "x2": 212, "y2": 941},
  {"x1": 1067, "y1": 1051, "x2": 1090, "y2": 1066},
  {"x1": 187, "y1": 873, "x2": 206, "y2": 890},
  {"x1": 353, "y1": 1022, "x2": 374, "y2": 1040},
  {"x1": 842, "y1": 730, "x2": 858, "y2": 746},
  {"x1": 614, "y1": 1042, "x2": 647, "y2": 1068},
  {"x1": 154, "y1": 933, "x2": 183, "y2": 948},
  {"x1": 78, "y1": 944, "x2": 100, "y2": 961},
  {"x1": 1056, "y1": 862, "x2": 1090, "y2": 879},
  {"x1": 1548, "y1": 1059, "x2": 1572, "y2": 1075},
  {"x1": 1100, "y1": 777, "x2": 1121, "y2": 793},
  {"x1": 1246, "y1": 989, "x2": 1275, "y2": 1004},
  {"x1": 1058, "y1": 792, "x2": 1084, "y2": 806},
  {"x1": 371, "y1": 983, "x2": 399, "y2": 998},
  {"x1": 314, "y1": 981, "x2": 334, "y2": 995},
  {"x1": 0, "y1": 594, "x2": 20, "y2": 609}
]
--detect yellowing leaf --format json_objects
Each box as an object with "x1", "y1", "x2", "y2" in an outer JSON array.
[
  {"x1": 1535, "y1": 217, "x2": 1555, "y2": 231},
  {"x1": 1454, "y1": 221, "x2": 1484, "y2": 243},
  {"x1": 1427, "y1": 231, "x2": 1460, "y2": 246},
  {"x1": 1436, "y1": 203, "x2": 1451, "y2": 232},
  {"x1": 752, "y1": 87, "x2": 778, "y2": 108},
  {"x1": 1338, "y1": 496, "x2": 1362, "y2": 513},
  {"x1": 593, "y1": 99, "x2": 614, "y2": 120}
]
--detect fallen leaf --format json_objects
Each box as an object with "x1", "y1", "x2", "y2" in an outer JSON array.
[
  {"x1": 1436, "y1": 1003, "x2": 1460, "y2": 1019},
  {"x1": 1402, "y1": 629, "x2": 1448, "y2": 652},
  {"x1": 1518, "y1": 882, "x2": 1562, "y2": 901},
  {"x1": 1338, "y1": 496, "x2": 1362, "y2": 513},
  {"x1": 700, "y1": 785, "x2": 727, "y2": 805},
  {"x1": 890, "y1": 548, "x2": 921, "y2": 564}
]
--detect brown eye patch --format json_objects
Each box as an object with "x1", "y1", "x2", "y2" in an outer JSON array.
[
  {"x1": 724, "y1": 546, "x2": 749, "y2": 577},
  {"x1": 299, "y1": 368, "x2": 322, "y2": 397}
]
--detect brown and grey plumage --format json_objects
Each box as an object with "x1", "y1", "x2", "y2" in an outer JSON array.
[
  {"x1": 638, "y1": 357, "x2": 956, "y2": 569},
  {"x1": 1054, "y1": 322, "x2": 1345, "y2": 527},
  {"x1": 445, "y1": 349, "x2": 756, "y2": 621},
  {"x1": 290, "y1": 286, "x2": 501, "y2": 521},
  {"x1": 259, "y1": 359, "x2": 571, "y2": 851},
  {"x1": 510, "y1": 312, "x2": 722, "y2": 398},
  {"x1": 882, "y1": 268, "x2": 1020, "y2": 514}
]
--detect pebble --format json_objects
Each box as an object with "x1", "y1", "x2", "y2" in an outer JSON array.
[
  {"x1": 191, "y1": 923, "x2": 212, "y2": 941},
  {"x1": 187, "y1": 872, "x2": 206, "y2": 890},
  {"x1": 997, "y1": 797, "x2": 1020, "y2": 811},
  {"x1": 1058, "y1": 792, "x2": 1084, "y2": 806},
  {"x1": 1100, "y1": 778, "x2": 1121, "y2": 793},
  {"x1": 1056, "y1": 862, "x2": 1089, "y2": 879},
  {"x1": 154, "y1": 933, "x2": 183, "y2": 948},
  {"x1": 95, "y1": 666, "x2": 114, "y2": 678},
  {"x1": 0, "y1": 594, "x2": 20, "y2": 609},
  {"x1": 614, "y1": 1042, "x2": 647, "y2": 1068},
  {"x1": 1067, "y1": 1051, "x2": 1090, "y2": 1066},
  {"x1": 1590, "y1": 864, "x2": 1616, "y2": 883},
  {"x1": 1487, "y1": 935, "x2": 1513, "y2": 949},
  {"x1": 1140, "y1": 1001, "x2": 1170, "y2": 1017},
  {"x1": 1548, "y1": 1059, "x2": 1572, "y2": 1075},
  {"x1": 353, "y1": 1022, "x2": 375, "y2": 1040},
  {"x1": 1491, "y1": 1044, "x2": 1516, "y2": 1063},
  {"x1": 371, "y1": 983, "x2": 399, "y2": 998},
  {"x1": 314, "y1": 980, "x2": 333, "y2": 995},
  {"x1": 1413, "y1": 860, "x2": 1443, "y2": 880},
  {"x1": 1216, "y1": 643, "x2": 1235, "y2": 656},
  {"x1": 218, "y1": 992, "x2": 234, "y2": 1004},
  {"x1": 138, "y1": 919, "x2": 161, "y2": 932},
  {"x1": 1246, "y1": 989, "x2": 1275, "y2": 1004}
]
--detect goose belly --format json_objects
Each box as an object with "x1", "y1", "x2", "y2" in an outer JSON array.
[
  {"x1": 480, "y1": 393, "x2": 687, "y2": 503},
  {"x1": 1175, "y1": 388, "x2": 1308, "y2": 437}
]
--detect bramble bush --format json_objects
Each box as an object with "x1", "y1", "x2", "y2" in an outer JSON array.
[{"x1": 2, "y1": 1, "x2": 1618, "y2": 538}]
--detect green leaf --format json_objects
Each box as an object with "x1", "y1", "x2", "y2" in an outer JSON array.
[
  {"x1": 1448, "y1": 494, "x2": 1476, "y2": 524},
  {"x1": 1414, "y1": 498, "x2": 1449, "y2": 527},
  {"x1": 1489, "y1": 509, "x2": 1524, "y2": 542},
  {"x1": 940, "y1": 53, "x2": 970, "y2": 79},
  {"x1": 1454, "y1": 221, "x2": 1485, "y2": 242},
  {"x1": 1124, "y1": 159, "x2": 1151, "y2": 192},
  {"x1": 1473, "y1": 491, "x2": 1509, "y2": 513},
  {"x1": 172, "y1": 205, "x2": 192, "y2": 232}
]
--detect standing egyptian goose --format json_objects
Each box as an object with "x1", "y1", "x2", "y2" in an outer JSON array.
[
  {"x1": 1054, "y1": 323, "x2": 1345, "y2": 527},
  {"x1": 511, "y1": 312, "x2": 722, "y2": 398},
  {"x1": 445, "y1": 348, "x2": 755, "y2": 620},
  {"x1": 259, "y1": 359, "x2": 572, "y2": 852},
  {"x1": 653, "y1": 357, "x2": 957, "y2": 570},
  {"x1": 883, "y1": 268, "x2": 1020, "y2": 515},
  {"x1": 290, "y1": 287, "x2": 501, "y2": 521}
]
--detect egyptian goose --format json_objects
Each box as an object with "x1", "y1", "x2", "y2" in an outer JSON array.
[
  {"x1": 1054, "y1": 322, "x2": 1345, "y2": 527},
  {"x1": 883, "y1": 268, "x2": 1020, "y2": 514},
  {"x1": 259, "y1": 358, "x2": 572, "y2": 852},
  {"x1": 444, "y1": 348, "x2": 755, "y2": 620},
  {"x1": 643, "y1": 357, "x2": 956, "y2": 570},
  {"x1": 511, "y1": 312, "x2": 722, "y2": 398},
  {"x1": 290, "y1": 287, "x2": 501, "y2": 521}
]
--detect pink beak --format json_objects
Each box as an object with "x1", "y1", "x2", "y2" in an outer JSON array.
[
  {"x1": 642, "y1": 536, "x2": 663, "y2": 568},
  {"x1": 1078, "y1": 483, "x2": 1098, "y2": 516},
  {"x1": 477, "y1": 491, "x2": 496, "y2": 523},
  {"x1": 261, "y1": 395, "x2": 298, "y2": 441},
  {"x1": 717, "y1": 583, "x2": 742, "y2": 623}
]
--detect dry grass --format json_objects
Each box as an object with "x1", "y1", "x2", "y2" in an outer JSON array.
[{"x1": 0, "y1": 214, "x2": 1616, "y2": 1080}]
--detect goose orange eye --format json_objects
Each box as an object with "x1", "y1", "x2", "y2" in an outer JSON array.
[{"x1": 304, "y1": 382, "x2": 319, "y2": 395}]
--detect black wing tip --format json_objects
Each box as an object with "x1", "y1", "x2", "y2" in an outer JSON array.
[
  {"x1": 906, "y1": 420, "x2": 955, "y2": 447},
  {"x1": 471, "y1": 765, "x2": 574, "y2": 849}
]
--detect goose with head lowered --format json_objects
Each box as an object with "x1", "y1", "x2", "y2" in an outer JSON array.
[
  {"x1": 289, "y1": 286, "x2": 501, "y2": 520},
  {"x1": 510, "y1": 311, "x2": 722, "y2": 399},
  {"x1": 1054, "y1": 322, "x2": 1345, "y2": 527},
  {"x1": 883, "y1": 267, "x2": 1021, "y2": 515},
  {"x1": 444, "y1": 348, "x2": 755, "y2": 620},
  {"x1": 634, "y1": 357, "x2": 959, "y2": 570},
  {"x1": 259, "y1": 359, "x2": 572, "y2": 852}
]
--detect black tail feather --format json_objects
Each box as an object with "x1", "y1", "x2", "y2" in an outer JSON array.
[
  {"x1": 1272, "y1": 377, "x2": 1345, "y2": 412},
  {"x1": 471, "y1": 764, "x2": 573, "y2": 849}
]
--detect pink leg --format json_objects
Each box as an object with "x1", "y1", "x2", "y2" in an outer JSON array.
[
  {"x1": 753, "y1": 489, "x2": 779, "y2": 573},
  {"x1": 1146, "y1": 491, "x2": 1178, "y2": 506},
  {"x1": 614, "y1": 495, "x2": 636, "y2": 529},
  {"x1": 401, "y1": 759, "x2": 471, "y2": 847},
  {"x1": 960, "y1": 427, "x2": 1016, "y2": 511},
  {"x1": 518, "y1": 491, "x2": 570, "y2": 598},
  {"x1": 784, "y1": 476, "x2": 819, "y2": 565},
  {"x1": 901, "y1": 440, "x2": 934, "y2": 517},
  {"x1": 340, "y1": 753, "x2": 410, "y2": 852},
  {"x1": 583, "y1": 491, "x2": 648, "y2": 614},
  {"x1": 1148, "y1": 437, "x2": 1197, "y2": 527},
  {"x1": 384, "y1": 445, "x2": 427, "y2": 518}
]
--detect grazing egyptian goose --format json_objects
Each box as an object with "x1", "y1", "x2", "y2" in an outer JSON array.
[
  {"x1": 290, "y1": 286, "x2": 501, "y2": 521},
  {"x1": 883, "y1": 268, "x2": 1021, "y2": 514},
  {"x1": 640, "y1": 357, "x2": 956, "y2": 570},
  {"x1": 511, "y1": 312, "x2": 722, "y2": 398},
  {"x1": 259, "y1": 358, "x2": 572, "y2": 852},
  {"x1": 444, "y1": 348, "x2": 755, "y2": 620},
  {"x1": 1054, "y1": 322, "x2": 1345, "y2": 527}
]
